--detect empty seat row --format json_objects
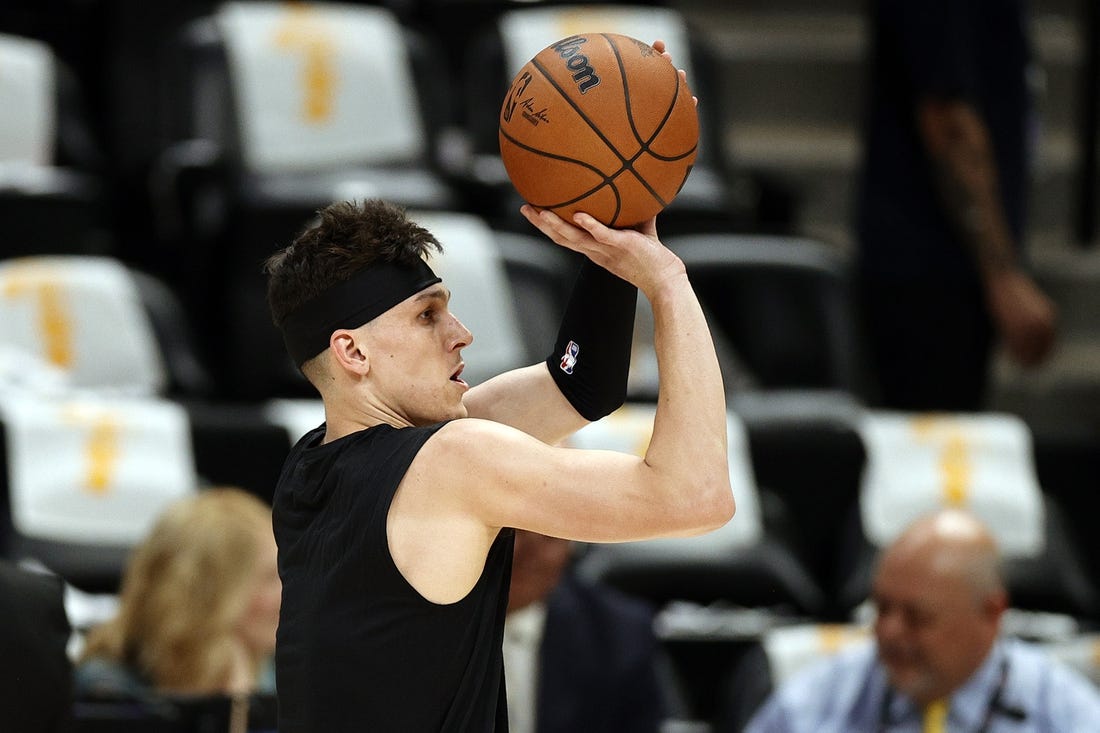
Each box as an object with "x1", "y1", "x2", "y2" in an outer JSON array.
[{"x1": 3, "y1": 380, "x2": 1097, "y2": 622}]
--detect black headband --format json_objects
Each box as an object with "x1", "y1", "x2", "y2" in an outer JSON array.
[{"x1": 280, "y1": 259, "x2": 441, "y2": 366}]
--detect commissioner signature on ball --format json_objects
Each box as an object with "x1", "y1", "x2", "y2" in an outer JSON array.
[{"x1": 520, "y1": 98, "x2": 550, "y2": 126}]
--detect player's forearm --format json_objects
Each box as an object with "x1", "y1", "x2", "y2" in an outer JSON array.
[
  {"x1": 919, "y1": 99, "x2": 1020, "y2": 282},
  {"x1": 643, "y1": 274, "x2": 732, "y2": 521},
  {"x1": 463, "y1": 364, "x2": 587, "y2": 443}
]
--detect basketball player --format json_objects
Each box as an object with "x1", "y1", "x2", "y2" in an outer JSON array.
[{"x1": 265, "y1": 194, "x2": 732, "y2": 728}]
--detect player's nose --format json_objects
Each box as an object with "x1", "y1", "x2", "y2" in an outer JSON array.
[{"x1": 450, "y1": 314, "x2": 473, "y2": 349}]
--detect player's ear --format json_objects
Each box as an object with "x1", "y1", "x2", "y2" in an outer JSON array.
[{"x1": 330, "y1": 329, "x2": 370, "y2": 376}]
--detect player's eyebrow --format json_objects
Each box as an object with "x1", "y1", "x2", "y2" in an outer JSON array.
[{"x1": 413, "y1": 284, "x2": 451, "y2": 304}]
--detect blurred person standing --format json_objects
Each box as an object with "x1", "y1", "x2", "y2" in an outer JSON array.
[
  {"x1": 75, "y1": 487, "x2": 281, "y2": 699},
  {"x1": 855, "y1": 0, "x2": 1057, "y2": 411}
]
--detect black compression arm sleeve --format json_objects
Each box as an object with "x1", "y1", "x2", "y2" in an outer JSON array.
[{"x1": 545, "y1": 258, "x2": 638, "y2": 421}]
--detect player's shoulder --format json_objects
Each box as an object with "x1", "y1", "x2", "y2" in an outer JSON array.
[
  {"x1": 433, "y1": 415, "x2": 532, "y2": 440},
  {"x1": 421, "y1": 416, "x2": 539, "y2": 462}
]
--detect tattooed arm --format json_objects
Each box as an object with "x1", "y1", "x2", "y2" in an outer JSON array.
[{"x1": 918, "y1": 98, "x2": 1057, "y2": 367}]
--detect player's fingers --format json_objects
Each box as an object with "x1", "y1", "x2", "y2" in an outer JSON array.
[
  {"x1": 575, "y1": 212, "x2": 662, "y2": 246},
  {"x1": 673, "y1": 69, "x2": 697, "y2": 106},
  {"x1": 635, "y1": 216, "x2": 659, "y2": 239},
  {"x1": 572, "y1": 212, "x2": 612, "y2": 239},
  {"x1": 519, "y1": 204, "x2": 550, "y2": 233},
  {"x1": 522, "y1": 205, "x2": 593, "y2": 252},
  {"x1": 573, "y1": 213, "x2": 653, "y2": 248}
]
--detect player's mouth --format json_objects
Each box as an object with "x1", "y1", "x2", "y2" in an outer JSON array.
[{"x1": 450, "y1": 364, "x2": 468, "y2": 388}]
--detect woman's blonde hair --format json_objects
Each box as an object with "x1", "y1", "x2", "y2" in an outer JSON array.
[{"x1": 81, "y1": 487, "x2": 274, "y2": 694}]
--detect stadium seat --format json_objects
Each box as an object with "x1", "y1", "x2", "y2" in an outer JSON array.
[
  {"x1": 185, "y1": 401, "x2": 292, "y2": 506},
  {"x1": 835, "y1": 411, "x2": 1100, "y2": 620},
  {"x1": 1031, "y1": 429, "x2": 1100, "y2": 599},
  {"x1": 571, "y1": 404, "x2": 827, "y2": 618},
  {"x1": 0, "y1": 31, "x2": 112, "y2": 258},
  {"x1": 732, "y1": 389, "x2": 867, "y2": 619},
  {"x1": 151, "y1": 1, "x2": 465, "y2": 397},
  {"x1": 0, "y1": 255, "x2": 211, "y2": 399},
  {"x1": 665, "y1": 233, "x2": 870, "y2": 397},
  {"x1": 0, "y1": 393, "x2": 198, "y2": 592}
]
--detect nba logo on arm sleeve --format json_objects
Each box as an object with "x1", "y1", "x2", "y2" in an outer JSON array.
[{"x1": 559, "y1": 341, "x2": 580, "y2": 374}]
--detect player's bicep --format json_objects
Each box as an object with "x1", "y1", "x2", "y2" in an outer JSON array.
[{"x1": 426, "y1": 419, "x2": 672, "y2": 543}]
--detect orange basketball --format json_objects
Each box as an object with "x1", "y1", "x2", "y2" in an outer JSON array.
[{"x1": 499, "y1": 32, "x2": 699, "y2": 228}]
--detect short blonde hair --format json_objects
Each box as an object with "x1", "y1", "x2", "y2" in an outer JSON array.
[{"x1": 81, "y1": 488, "x2": 274, "y2": 694}]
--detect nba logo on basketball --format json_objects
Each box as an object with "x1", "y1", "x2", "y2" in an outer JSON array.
[{"x1": 559, "y1": 341, "x2": 580, "y2": 374}]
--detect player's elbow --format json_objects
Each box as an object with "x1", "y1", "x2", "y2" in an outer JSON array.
[
  {"x1": 672, "y1": 474, "x2": 735, "y2": 535},
  {"x1": 699, "y1": 476, "x2": 736, "y2": 531}
]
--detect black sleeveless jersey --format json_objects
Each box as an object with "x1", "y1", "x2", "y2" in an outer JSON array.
[{"x1": 272, "y1": 422, "x2": 514, "y2": 732}]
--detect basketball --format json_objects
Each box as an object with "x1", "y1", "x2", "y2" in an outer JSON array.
[{"x1": 499, "y1": 33, "x2": 699, "y2": 228}]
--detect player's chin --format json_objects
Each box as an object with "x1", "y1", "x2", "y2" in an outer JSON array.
[
  {"x1": 414, "y1": 404, "x2": 467, "y2": 427},
  {"x1": 442, "y1": 398, "x2": 469, "y2": 422}
]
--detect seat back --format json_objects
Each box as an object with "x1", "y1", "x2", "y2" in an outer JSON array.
[
  {"x1": 570, "y1": 405, "x2": 825, "y2": 614},
  {"x1": 761, "y1": 623, "x2": 870, "y2": 686},
  {"x1": 215, "y1": 1, "x2": 428, "y2": 173},
  {"x1": 0, "y1": 393, "x2": 197, "y2": 591},
  {"x1": 666, "y1": 233, "x2": 867, "y2": 396},
  {"x1": 858, "y1": 411, "x2": 1044, "y2": 555},
  {"x1": 0, "y1": 560, "x2": 74, "y2": 732},
  {"x1": 837, "y1": 411, "x2": 1100, "y2": 618},
  {"x1": 0, "y1": 33, "x2": 110, "y2": 258},
  {"x1": 264, "y1": 398, "x2": 326, "y2": 446},
  {"x1": 0, "y1": 257, "x2": 167, "y2": 396},
  {"x1": 732, "y1": 390, "x2": 867, "y2": 617},
  {"x1": 0, "y1": 32, "x2": 55, "y2": 166},
  {"x1": 158, "y1": 2, "x2": 462, "y2": 399},
  {"x1": 496, "y1": 4, "x2": 693, "y2": 79}
]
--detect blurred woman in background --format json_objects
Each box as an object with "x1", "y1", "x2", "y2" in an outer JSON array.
[{"x1": 75, "y1": 487, "x2": 280, "y2": 698}]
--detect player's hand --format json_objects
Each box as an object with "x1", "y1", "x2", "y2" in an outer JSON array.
[
  {"x1": 520, "y1": 205, "x2": 685, "y2": 298},
  {"x1": 652, "y1": 39, "x2": 697, "y2": 108}
]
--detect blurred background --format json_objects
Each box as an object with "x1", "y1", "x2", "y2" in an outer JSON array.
[{"x1": 1, "y1": 1, "x2": 1098, "y2": 731}]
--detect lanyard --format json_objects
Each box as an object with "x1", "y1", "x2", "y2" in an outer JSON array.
[{"x1": 877, "y1": 657, "x2": 1025, "y2": 732}]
